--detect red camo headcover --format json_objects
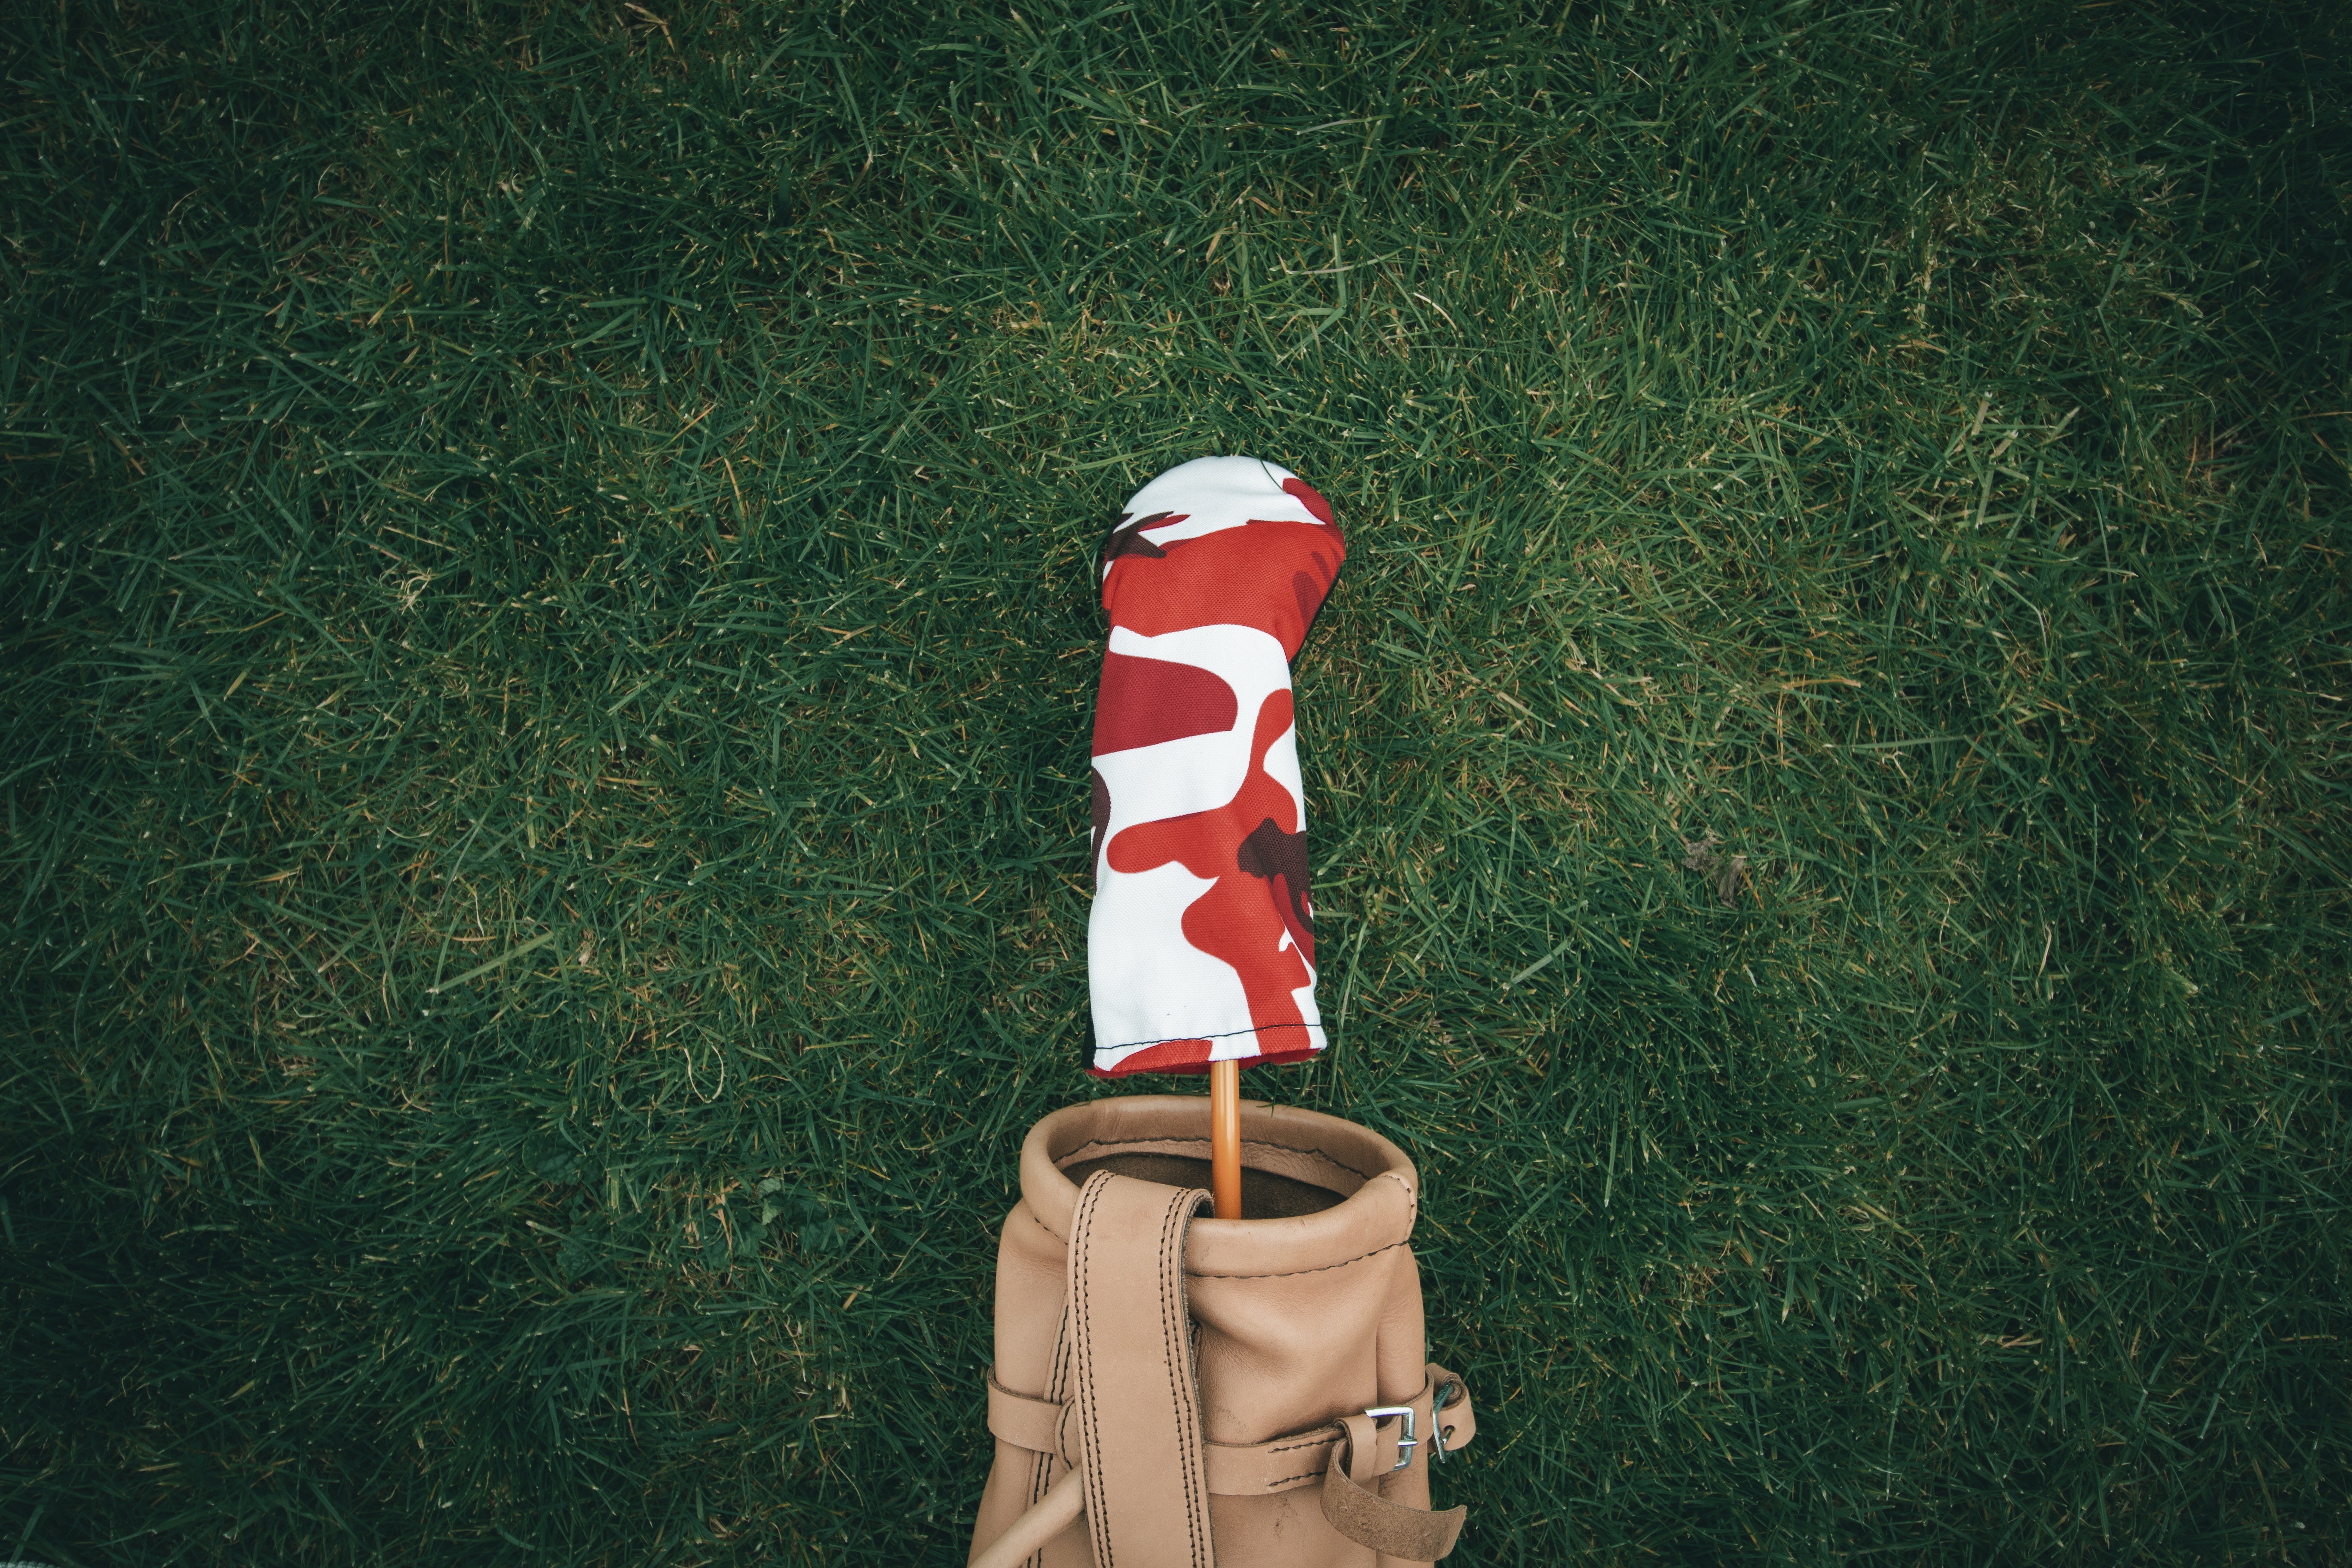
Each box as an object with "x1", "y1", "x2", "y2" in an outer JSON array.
[{"x1": 1084, "y1": 456, "x2": 1345, "y2": 1076}]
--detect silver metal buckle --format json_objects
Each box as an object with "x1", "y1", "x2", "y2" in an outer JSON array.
[
  {"x1": 1363, "y1": 1405, "x2": 1417, "y2": 1472},
  {"x1": 1430, "y1": 1380, "x2": 1460, "y2": 1465}
]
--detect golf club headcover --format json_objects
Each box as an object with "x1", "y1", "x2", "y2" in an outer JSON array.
[{"x1": 1084, "y1": 456, "x2": 1346, "y2": 1077}]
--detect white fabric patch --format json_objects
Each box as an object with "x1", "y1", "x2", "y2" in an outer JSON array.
[
  {"x1": 1104, "y1": 454, "x2": 1325, "y2": 567},
  {"x1": 1088, "y1": 857, "x2": 1257, "y2": 1066},
  {"x1": 1092, "y1": 623, "x2": 1291, "y2": 843}
]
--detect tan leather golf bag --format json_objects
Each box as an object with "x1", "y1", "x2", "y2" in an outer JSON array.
[{"x1": 967, "y1": 1096, "x2": 1478, "y2": 1567}]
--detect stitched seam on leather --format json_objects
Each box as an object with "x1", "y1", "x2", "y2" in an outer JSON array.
[
  {"x1": 1187, "y1": 1238, "x2": 1408, "y2": 1279},
  {"x1": 1156, "y1": 1190, "x2": 1183, "y2": 1559},
  {"x1": 1266, "y1": 1469, "x2": 1326, "y2": 1488},
  {"x1": 1072, "y1": 1176, "x2": 1113, "y2": 1568},
  {"x1": 1045, "y1": 1317, "x2": 1075, "y2": 1488},
  {"x1": 1035, "y1": 1307, "x2": 1072, "y2": 1515},
  {"x1": 1093, "y1": 1181, "x2": 1117, "y2": 1568},
  {"x1": 1164, "y1": 1193, "x2": 1198, "y2": 1564},
  {"x1": 1070, "y1": 1181, "x2": 1092, "y2": 1556},
  {"x1": 1180, "y1": 1195, "x2": 1213, "y2": 1568},
  {"x1": 1094, "y1": 1184, "x2": 1119, "y2": 1568},
  {"x1": 1379, "y1": 1167, "x2": 1418, "y2": 1216},
  {"x1": 1026, "y1": 1297, "x2": 1077, "y2": 1568},
  {"x1": 1161, "y1": 1190, "x2": 1210, "y2": 1568}
]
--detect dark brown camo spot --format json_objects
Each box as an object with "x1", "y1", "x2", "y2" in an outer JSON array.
[
  {"x1": 1103, "y1": 510, "x2": 1180, "y2": 564},
  {"x1": 1236, "y1": 815, "x2": 1315, "y2": 963}
]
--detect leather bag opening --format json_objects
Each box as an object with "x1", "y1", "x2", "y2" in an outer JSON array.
[{"x1": 1061, "y1": 1152, "x2": 1344, "y2": 1217}]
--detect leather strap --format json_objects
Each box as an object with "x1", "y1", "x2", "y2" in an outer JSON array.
[
  {"x1": 1323, "y1": 1414, "x2": 1468, "y2": 1561},
  {"x1": 988, "y1": 1363, "x2": 1477, "y2": 1497},
  {"x1": 987, "y1": 1371, "x2": 1076, "y2": 1467},
  {"x1": 1208, "y1": 1427, "x2": 1344, "y2": 1495},
  {"x1": 979, "y1": 1234, "x2": 1479, "y2": 1568},
  {"x1": 1067, "y1": 1170, "x2": 1217, "y2": 1568}
]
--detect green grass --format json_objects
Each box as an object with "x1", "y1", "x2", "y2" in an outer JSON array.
[{"x1": 3, "y1": 0, "x2": 2348, "y2": 1562}]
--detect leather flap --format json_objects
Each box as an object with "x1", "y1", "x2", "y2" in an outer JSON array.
[
  {"x1": 1068, "y1": 1171, "x2": 1217, "y2": 1568},
  {"x1": 1323, "y1": 1415, "x2": 1467, "y2": 1561},
  {"x1": 985, "y1": 1370, "x2": 1071, "y2": 1462},
  {"x1": 989, "y1": 1364, "x2": 1479, "y2": 1494}
]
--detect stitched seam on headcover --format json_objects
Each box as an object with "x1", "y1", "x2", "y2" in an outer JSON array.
[
  {"x1": 1187, "y1": 1238, "x2": 1408, "y2": 1279},
  {"x1": 1098, "y1": 1020, "x2": 1323, "y2": 1051}
]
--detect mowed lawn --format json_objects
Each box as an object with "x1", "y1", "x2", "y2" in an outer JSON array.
[{"x1": 3, "y1": 1, "x2": 2347, "y2": 1563}]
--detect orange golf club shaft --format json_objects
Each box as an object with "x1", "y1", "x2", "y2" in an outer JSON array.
[{"x1": 1210, "y1": 1059, "x2": 1242, "y2": 1219}]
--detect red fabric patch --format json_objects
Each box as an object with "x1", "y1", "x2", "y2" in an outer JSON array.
[
  {"x1": 1102, "y1": 521, "x2": 1343, "y2": 659},
  {"x1": 1107, "y1": 690, "x2": 1312, "y2": 1047},
  {"x1": 1092, "y1": 652, "x2": 1239, "y2": 754},
  {"x1": 1093, "y1": 1037, "x2": 1215, "y2": 1075},
  {"x1": 1281, "y1": 477, "x2": 1334, "y2": 524}
]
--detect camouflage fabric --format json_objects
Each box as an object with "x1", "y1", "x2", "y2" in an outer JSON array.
[{"x1": 1085, "y1": 456, "x2": 1346, "y2": 1077}]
